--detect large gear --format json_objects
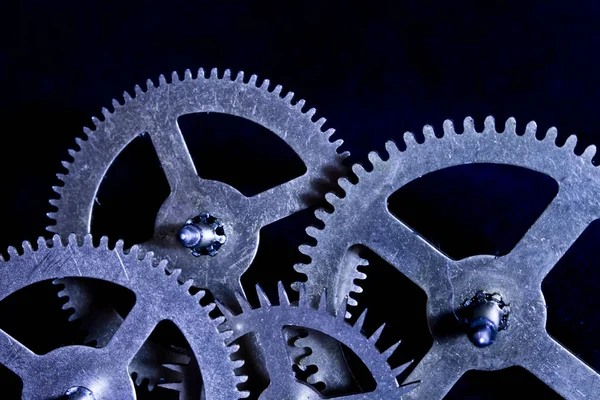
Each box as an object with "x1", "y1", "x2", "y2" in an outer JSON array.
[
  {"x1": 47, "y1": 67, "x2": 347, "y2": 308},
  {"x1": 295, "y1": 116, "x2": 600, "y2": 399},
  {"x1": 218, "y1": 283, "x2": 418, "y2": 399},
  {"x1": 0, "y1": 234, "x2": 246, "y2": 399}
]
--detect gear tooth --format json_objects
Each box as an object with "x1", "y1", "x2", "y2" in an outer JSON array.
[
  {"x1": 146, "y1": 78, "x2": 155, "y2": 89},
  {"x1": 305, "y1": 107, "x2": 316, "y2": 119},
  {"x1": 524, "y1": 121, "x2": 537, "y2": 137},
  {"x1": 354, "y1": 309, "x2": 368, "y2": 331},
  {"x1": 260, "y1": 78, "x2": 270, "y2": 91},
  {"x1": 443, "y1": 119, "x2": 456, "y2": 136},
  {"x1": 423, "y1": 124, "x2": 436, "y2": 140},
  {"x1": 111, "y1": 99, "x2": 120, "y2": 110},
  {"x1": 277, "y1": 282, "x2": 291, "y2": 306},
  {"x1": 255, "y1": 284, "x2": 272, "y2": 307},
  {"x1": 184, "y1": 69, "x2": 192, "y2": 80},
  {"x1": 98, "y1": 236, "x2": 109, "y2": 248},
  {"x1": 283, "y1": 91, "x2": 295, "y2": 103},
  {"x1": 317, "y1": 289, "x2": 327, "y2": 311},
  {"x1": 60, "y1": 161, "x2": 71, "y2": 170},
  {"x1": 37, "y1": 237, "x2": 47, "y2": 248},
  {"x1": 52, "y1": 186, "x2": 63, "y2": 195},
  {"x1": 298, "y1": 244, "x2": 313, "y2": 256},
  {"x1": 123, "y1": 91, "x2": 132, "y2": 102},
  {"x1": 114, "y1": 239, "x2": 124, "y2": 252},
  {"x1": 67, "y1": 148, "x2": 77, "y2": 158},
  {"x1": 337, "y1": 297, "x2": 349, "y2": 320},
  {"x1": 332, "y1": 138, "x2": 344, "y2": 150},
  {"x1": 210, "y1": 67, "x2": 219, "y2": 79},
  {"x1": 158, "y1": 74, "x2": 167, "y2": 86},
  {"x1": 234, "y1": 291, "x2": 252, "y2": 313},
  {"x1": 134, "y1": 84, "x2": 143, "y2": 96},
  {"x1": 168, "y1": 268, "x2": 182, "y2": 280},
  {"x1": 351, "y1": 163, "x2": 368, "y2": 178},
  {"x1": 22, "y1": 240, "x2": 34, "y2": 253},
  {"x1": 52, "y1": 235, "x2": 64, "y2": 247},
  {"x1": 463, "y1": 116, "x2": 476, "y2": 134},
  {"x1": 83, "y1": 234, "x2": 93, "y2": 247},
  {"x1": 101, "y1": 107, "x2": 110, "y2": 119},
  {"x1": 272, "y1": 84, "x2": 283, "y2": 95},
  {"x1": 295, "y1": 99, "x2": 306, "y2": 111},
  {"x1": 171, "y1": 70, "x2": 180, "y2": 82},
  {"x1": 193, "y1": 290, "x2": 206, "y2": 301},
  {"x1": 563, "y1": 134, "x2": 578, "y2": 151},
  {"x1": 248, "y1": 74, "x2": 258, "y2": 86},
  {"x1": 370, "y1": 323, "x2": 385, "y2": 343},
  {"x1": 347, "y1": 297, "x2": 358, "y2": 306},
  {"x1": 392, "y1": 360, "x2": 413, "y2": 376},
  {"x1": 7, "y1": 246, "x2": 19, "y2": 258},
  {"x1": 582, "y1": 144, "x2": 597, "y2": 162},
  {"x1": 325, "y1": 192, "x2": 342, "y2": 207},
  {"x1": 545, "y1": 127, "x2": 558, "y2": 143},
  {"x1": 296, "y1": 282, "x2": 309, "y2": 307},
  {"x1": 91, "y1": 116, "x2": 100, "y2": 128},
  {"x1": 385, "y1": 140, "x2": 401, "y2": 158},
  {"x1": 75, "y1": 135, "x2": 86, "y2": 146},
  {"x1": 213, "y1": 316, "x2": 226, "y2": 326},
  {"x1": 314, "y1": 208, "x2": 330, "y2": 223},
  {"x1": 484, "y1": 116, "x2": 496, "y2": 133},
  {"x1": 382, "y1": 340, "x2": 401, "y2": 359},
  {"x1": 198, "y1": 67, "x2": 207, "y2": 79},
  {"x1": 216, "y1": 300, "x2": 235, "y2": 321},
  {"x1": 337, "y1": 177, "x2": 352, "y2": 192},
  {"x1": 403, "y1": 131, "x2": 418, "y2": 147},
  {"x1": 67, "y1": 234, "x2": 79, "y2": 246},
  {"x1": 305, "y1": 226, "x2": 321, "y2": 238},
  {"x1": 368, "y1": 150, "x2": 384, "y2": 166},
  {"x1": 47, "y1": 212, "x2": 57, "y2": 220},
  {"x1": 234, "y1": 70, "x2": 245, "y2": 82},
  {"x1": 504, "y1": 117, "x2": 517, "y2": 134},
  {"x1": 180, "y1": 279, "x2": 194, "y2": 291},
  {"x1": 223, "y1": 69, "x2": 232, "y2": 80}
]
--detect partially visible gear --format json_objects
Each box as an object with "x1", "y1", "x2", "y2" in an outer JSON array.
[
  {"x1": 0, "y1": 235, "x2": 246, "y2": 399},
  {"x1": 48, "y1": 67, "x2": 348, "y2": 309},
  {"x1": 218, "y1": 283, "x2": 418, "y2": 399},
  {"x1": 54, "y1": 278, "x2": 194, "y2": 391},
  {"x1": 295, "y1": 116, "x2": 600, "y2": 399}
]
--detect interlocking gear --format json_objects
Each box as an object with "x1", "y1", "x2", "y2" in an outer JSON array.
[
  {"x1": 295, "y1": 116, "x2": 600, "y2": 399},
  {"x1": 218, "y1": 283, "x2": 418, "y2": 399},
  {"x1": 47, "y1": 68, "x2": 347, "y2": 308},
  {"x1": 0, "y1": 235, "x2": 246, "y2": 399}
]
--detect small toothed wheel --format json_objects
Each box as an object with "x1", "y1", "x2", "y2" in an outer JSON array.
[{"x1": 177, "y1": 212, "x2": 226, "y2": 257}]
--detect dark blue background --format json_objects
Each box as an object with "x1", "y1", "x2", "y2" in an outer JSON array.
[{"x1": 1, "y1": 1, "x2": 599, "y2": 398}]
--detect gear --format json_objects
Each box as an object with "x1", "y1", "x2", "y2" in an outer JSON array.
[
  {"x1": 47, "y1": 67, "x2": 347, "y2": 308},
  {"x1": 218, "y1": 283, "x2": 418, "y2": 399},
  {"x1": 295, "y1": 116, "x2": 600, "y2": 399},
  {"x1": 55, "y1": 278, "x2": 195, "y2": 391},
  {"x1": 0, "y1": 235, "x2": 246, "y2": 399}
]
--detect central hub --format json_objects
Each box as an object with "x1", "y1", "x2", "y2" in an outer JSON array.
[
  {"x1": 64, "y1": 386, "x2": 95, "y2": 400},
  {"x1": 461, "y1": 291, "x2": 510, "y2": 348},
  {"x1": 177, "y1": 212, "x2": 227, "y2": 256}
]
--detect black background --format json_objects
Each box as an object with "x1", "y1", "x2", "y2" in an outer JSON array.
[{"x1": 1, "y1": 1, "x2": 600, "y2": 398}]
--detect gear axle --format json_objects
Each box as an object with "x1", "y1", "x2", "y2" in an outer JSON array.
[
  {"x1": 463, "y1": 291, "x2": 509, "y2": 348},
  {"x1": 177, "y1": 212, "x2": 226, "y2": 257}
]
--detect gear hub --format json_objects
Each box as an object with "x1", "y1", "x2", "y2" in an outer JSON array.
[
  {"x1": 64, "y1": 386, "x2": 95, "y2": 400},
  {"x1": 177, "y1": 212, "x2": 227, "y2": 257},
  {"x1": 462, "y1": 291, "x2": 510, "y2": 347}
]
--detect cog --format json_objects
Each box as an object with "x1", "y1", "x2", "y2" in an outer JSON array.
[
  {"x1": 218, "y1": 283, "x2": 417, "y2": 399},
  {"x1": 54, "y1": 278, "x2": 195, "y2": 391},
  {"x1": 0, "y1": 235, "x2": 246, "y2": 399},
  {"x1": 295, "y1": 116, "x2": 600, "y2": 399},
  {"x1": 47, "y1": 67, "x2": 348, "y2": 308}
]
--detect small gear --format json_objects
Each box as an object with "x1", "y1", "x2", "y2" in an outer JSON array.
[
  {"x1": 0, "y1": 235, "x2": 246, "y2": 399},
  {"x1": 218, "y1": 283, "x2": 418, "y2": 399},
  {"x1": 295, "y1": 116, "x2": 600, "y2": 399},
  {"x1": 47, "y1": 67, "x2": 348, "y2": 308}
]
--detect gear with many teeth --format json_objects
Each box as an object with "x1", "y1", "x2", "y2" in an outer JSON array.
[
  {"x1": 0, "y1": 234, "x2": 246, "y2": 399},
  {"x1": 47, "y1": 67, "x2": 348, "y2": 309},
  {"x1": 218, "y1": 283, "x2": 418, "y2": 399},
  {"x1": 295, "y1": 116, "x2": 600, "y2": 399}
]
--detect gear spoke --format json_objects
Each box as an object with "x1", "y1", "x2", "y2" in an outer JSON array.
[
  {"x1": 362, "y1": 206, "x2": 452, "y2": 290},
  {"x1": 149, "y1": 119, "x2": 200, "y2": 191},
  {"x1": 402, "y1": 342, "x2": 469, "y2": 400},
  {"x1": 518, "y1": 333, "x2": 600, "y2": 399},
  {"x1": 249, "y1": 174, "x2": 311, "y2": 225},
  {"x1": 0, "y1": 328, "x2": 37, "y2": 376},
  {"x1": 500, "y1": 187, "x2": 591, "y2": 284},
  {"x1": 104, "y1": 300, "x2": 158, "y2": 365}
]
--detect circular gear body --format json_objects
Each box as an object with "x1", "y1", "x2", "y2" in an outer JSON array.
[
  {"x1": 48, "y1": 68, "x2": 347, "y2": 308},
  {"x1": 0, "y1": 235, "x2": 245, "y2": 399},
  {"x1": 218, "y1": 284, "x2": 417, "y2": 399},
  {"x1": 295, "y1": 117, "x2": 600, "y2": 399}
]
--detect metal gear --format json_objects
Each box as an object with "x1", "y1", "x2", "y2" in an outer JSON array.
[
  {"x1": 55, "y1": 278, "x2": 195, "y2": 391},
  {"x1": 218, "y1": 283, "x2": 418, "y2": 399},
  {"x1": 0, "y1": 234, "x2": 246, "y2": 399},
  {"x1": 47, "y1": 67, "x2": 347, "y2": 308},
  {"x1": 295, "y1": 116, "x2": 600, "y2": 399}
]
